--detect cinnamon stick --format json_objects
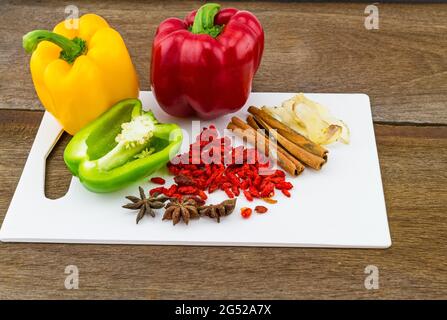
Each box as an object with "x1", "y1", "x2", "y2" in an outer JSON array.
[
  {"x1": 247, "y1": 106, "x2": 328, "y2": 159},
  {"x1": 245, "y1": 116, "x2": 306, "y2": 174},
  {"x1": 227, "y1": 120, "x2": 304, "y2": 176},
  {"x1": 246, "y1": 115, "x2": 261, "y2": 130},
  {"x1": 252, "y1": 115, "x2": 326, "y2": 170}
]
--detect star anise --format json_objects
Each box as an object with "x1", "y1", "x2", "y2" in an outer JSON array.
[
  {"x1": 199, "y1": 198, "x2": 237, "y2": 223},
  {"x1": 123, "y1": 186, "x2": 170, "y2": 224},
  {"x1": 162, "y1": 196, "x2": 202, "y2": 225}
]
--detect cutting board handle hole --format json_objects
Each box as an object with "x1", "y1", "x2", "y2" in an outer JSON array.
[{"x1": 44, "y1": 132, "x2": 72, "y2": 199}]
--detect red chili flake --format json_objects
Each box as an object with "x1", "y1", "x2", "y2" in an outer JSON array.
[
  {"x1": 255, "y1": 205, "x2": 268, "y2": 214},
  {"x1": 150, "y1": 177, "x2": 166, "y2": 185},
  {"x1": 241, "y1": 207, "x2": 252, "y2": 219},
  {"x1": 281, "y1": 189, "x2": 291, "y2": 197}
]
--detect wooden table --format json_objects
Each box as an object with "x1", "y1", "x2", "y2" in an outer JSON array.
[{"x1": 1, "y1": 0, "x2": 446, "y2": 299}]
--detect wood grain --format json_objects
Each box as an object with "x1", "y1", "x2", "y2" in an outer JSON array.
[
  {"x1": 0, "y1": 109, "x2": 446, "y2": 299},
  {"x1": 1, "y1": 1, "x2": 447, "y2": 124}
]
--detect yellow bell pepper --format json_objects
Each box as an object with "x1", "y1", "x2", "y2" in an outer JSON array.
[{"x1": 22, "y1": 14, "x2": 139, "y2": 135}]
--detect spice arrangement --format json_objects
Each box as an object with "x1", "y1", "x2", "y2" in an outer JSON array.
[
  {"x1": 118, "y1": 125, "x2": 293, "y2": 225},
  {"x1": 227, "y1": 102, "x2": 332, "y2": 176},
  {"x1": 21, "y1": 3, "x2": 350, "y2": 227},
  {"x1": 1, "y1": 1, "x2": 393, "y2": 249},
  {"x1": 123, "y1": 190, "x2": 237, "y2": 225}
]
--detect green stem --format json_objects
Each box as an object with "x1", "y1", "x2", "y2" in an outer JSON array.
[
  {"x1": 23, "y1": 30, "x2": 86, "y2": 63},
  {"x1": 190, "y1": 3, "x2": 223, "y2": 38}
]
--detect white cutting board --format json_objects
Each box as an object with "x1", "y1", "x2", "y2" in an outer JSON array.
[{"x1": 0, "y1": 92, "x2": 391, "y2": 248}]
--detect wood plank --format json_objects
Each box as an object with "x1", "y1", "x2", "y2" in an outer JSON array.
[
  {"x1": 0, "y1": 1, "x2": 446, "y2": 124},
  {"x1": 0, "y1": 109, "x2": 446, "y2": 299}
]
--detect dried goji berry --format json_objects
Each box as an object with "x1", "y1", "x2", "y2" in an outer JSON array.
[
  {"x1": 274, "y1": 169, "x2": 285, "y2": 177},
  {"x1": 197, "y1": 189, "x2": 208, "y2": 201},
  {"x1": 255, "y1": 205, "x2": 268, "y2": 214},
  {"x1": 208, "y1": 184, "x2": 218, "y2": 194},
  {"x1": 243, "y1": 190, "x2": 254, "y2": 202},
  {"x1": 276, "y1": 181, "x2": 293, "y2": 190},
  {"x1": 253, "y1": 175, "x2": 262, "y2": 188},
  {"x1": 221, "y1": 182, "x2": 232, "y2": 190},
  {"x1": 281, "y1": 189, "x2": 291, "y2": 197},
  {"x1": 192, "y1": 169, "x2": 204, "y2": 176},
  {"x1": 150, "y1": 177, "x2": 166, "y2": 185},
  {"x1": 231, "y1": 185, "x2": 240, "y2": 196},
  {"x1": 240, "y1": 179, "x2": 250, "y2": 190},
  {"x1": 165, "y1": 184, "x2": 178, "y2": 197},
  {"x1": 174, "y1": 175, "x2": 195, "y2": 186},
  {"x1": 270, "y1": 177, "x2": 285, "y2": 184},
  {"x1": 167, "y1": 165, "x2": 180, "y2": 175},
  {"x1": 241, "y1": 207, "x2": 252, "y2": 219},
  {"x1": 178, "y1": 186, "x2": 197, "y2": 195},
  {"x1": 149, "y1": 187, "x2": 166, "y2": 196},
  {"x1": 227, "y1": 172, "x2": 240, "y2": 186},
  {"x1": 260, "y1": 182, "x2": 275, "y2": 198},
  {"x1": 224, "y1": 187, "x2": 235, "y2": 198},
  {"x1": 164, "y1": 126, "x2": 293, "y2": 205},
  {"x1": 205, "y1": 164, "x2": 212, "y2": 176},
  {"x1": 248, "y1": 186, "x2": 260, "y2": 198},
  {"x1": 179, "y1": 169, "x2": 192, "y2": 176}
]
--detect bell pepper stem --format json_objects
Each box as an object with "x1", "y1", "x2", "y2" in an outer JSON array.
[
  {"x1": 190, "y1": 3, "x2": 223, "y2": 37},
  {"x1": 23, "y1": 30, "x2": 86, "y2": 63}
]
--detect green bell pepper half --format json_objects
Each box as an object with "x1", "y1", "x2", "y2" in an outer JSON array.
[{"x1": 63, "y1": 98, "x2": 183, "y2": 193}]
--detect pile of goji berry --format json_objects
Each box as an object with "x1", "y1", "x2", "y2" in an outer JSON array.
[{"x1": 149, "y1": 125, "x2": 293, "y2": 203}]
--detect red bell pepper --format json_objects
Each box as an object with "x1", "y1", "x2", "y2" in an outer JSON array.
[{"x1": 150, "y1": 3, "x2": 264, "y2": 118}]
